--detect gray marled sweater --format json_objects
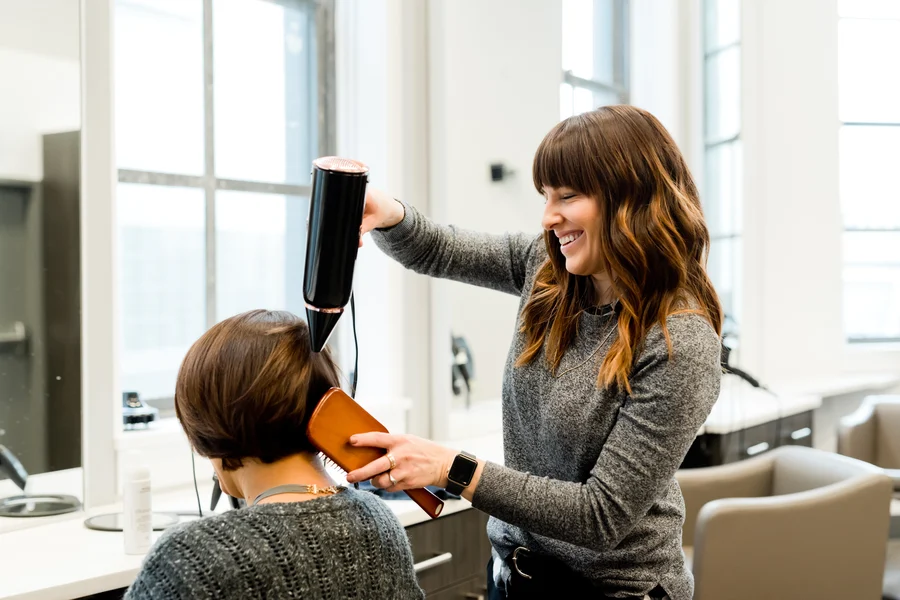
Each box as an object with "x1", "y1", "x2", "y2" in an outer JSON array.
[
  {"x1": 372, "y1": 203, "x2": 721, "y2": 600},
  {"x1": 124, "y1": 488, "x2": 424, "y2": 600}
]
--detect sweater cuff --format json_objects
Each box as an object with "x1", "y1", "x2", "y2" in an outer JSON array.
[
  {"x1": 374, "y1": 199, "x2": 412, "y2": 233},
  {"x1": 470, "y1": 460, "x2": 529, "y2": 522}
]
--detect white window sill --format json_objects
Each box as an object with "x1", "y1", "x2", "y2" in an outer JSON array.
[
  {"x1": 771, "y1": 371, "x2": 900, "y2": 398},
  {"x1": 841, "y1": 345, "x2": 900, "y2": 378}
]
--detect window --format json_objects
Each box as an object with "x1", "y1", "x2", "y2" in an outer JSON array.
[
  {"x1": 838, "y1": 0, "x2": 900, "y2": 343},
  {"x1": 114, "y1": 0, "x2": 333, "y2": 410},
  {"x1": 560, "y1": 0, "x2": 629, "y2": 120},
  {"x1": 702, "y1": 0, "x2": 742, "y2": 348}
]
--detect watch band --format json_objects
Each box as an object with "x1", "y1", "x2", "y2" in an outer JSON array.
[{"x1": 445, "y1": 451, "x2": 478, "y2": 496}]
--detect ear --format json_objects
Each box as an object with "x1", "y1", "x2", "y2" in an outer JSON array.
[{"x1": 210, "y1": 458, "x2": 240, "y2": 499}]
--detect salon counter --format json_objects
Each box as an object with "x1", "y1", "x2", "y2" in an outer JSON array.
[
  {"x1": 0, "y1": 485, "x2": 476, "y2": 600},
  {"x1": 0, "y1": 432, "x2": 506, "y2": 600},
  {"x1": 5, "y1": 373, "x2": 898, "y2": 600}
]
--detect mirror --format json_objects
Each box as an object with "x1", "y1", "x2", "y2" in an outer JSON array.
[{"x1": 0, "y1": 0, "x2": 82, "y2": 499}]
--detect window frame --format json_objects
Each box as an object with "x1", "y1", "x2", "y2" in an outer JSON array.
[
  {"x1": 838, "y1": 12, "x2": 900, "y2": 344},
  {"x1": 80, "y1": 0, "x2": 335, "y2": 508},
  {"x1": 560, "y1": 0, "x2": 630, "y2": 118},
  {"x1": 115, "y1": 0, "x2": 336, "y2": 410},
  {"x1": 701, "y1": 0, "x2": 742, "y2": 351}
]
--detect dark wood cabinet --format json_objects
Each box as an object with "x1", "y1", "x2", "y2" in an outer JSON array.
[
  {"x1": 407, "y1": 508, "x2": 492, "y2": 597},
  {"x1": 427, "y1": 575, "x2": 489, "y2": 600},
  {"x1": 78, "y1": 507, "x2": 494, "y2": 600},
  {"x1": 681, "y1": 410, "x2": 814, "y2": 469}
]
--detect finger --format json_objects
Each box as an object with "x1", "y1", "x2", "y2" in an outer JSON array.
[
  {"x1": 345, "y1": 454, "x2": 393, "y2": 484},
  {"x1": 371, "y1": 472, "x2": 393, "y2": 490},
  {"x1": 349, "y1": 431, "x2": 397, "y2": 449},
  {"x1": 375, "y1": 470, "x2": 406, "y2": 493}
]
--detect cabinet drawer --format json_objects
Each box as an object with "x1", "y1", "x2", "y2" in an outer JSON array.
[
  {"x1": 722, "y1": 420, "x2": 778, "y2": 464},
  {"x1": 428, "y1": 575, "x2": 489, "y2": 600},
  {"x1": 778, "y1": 411, "x2": 813, "y2": 447},
  {"x1": 406, "y1": 509, "x2": 492, "y2": 594}
]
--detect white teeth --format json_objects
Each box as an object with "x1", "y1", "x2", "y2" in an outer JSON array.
[{"x1": 559, "y1": 232, "x2": 582, "y2": 245}]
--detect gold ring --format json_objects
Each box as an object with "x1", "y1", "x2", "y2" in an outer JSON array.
[{"x1": 386, "y1": 453, "x2": 397, "y2": 470}]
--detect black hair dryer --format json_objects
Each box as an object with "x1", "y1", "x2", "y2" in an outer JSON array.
[{"x1": 304, "y1": 157, "x2": 369, "y2": 352}]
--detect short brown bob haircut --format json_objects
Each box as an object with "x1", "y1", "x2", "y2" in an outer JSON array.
[{"x1": 175, "y1": 309, "x2": 341, "y2": 470}]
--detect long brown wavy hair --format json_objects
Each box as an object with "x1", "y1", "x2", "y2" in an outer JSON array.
[{"x1": 517, "y1": 105, "x2": 722, "y2": 393}]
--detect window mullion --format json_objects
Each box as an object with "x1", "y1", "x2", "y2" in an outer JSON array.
[{"x1": 203, "y1": 0, "x2": 217, "y2": 329}]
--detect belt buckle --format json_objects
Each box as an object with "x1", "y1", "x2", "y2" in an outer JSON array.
[{"x1": 511, "y1": 546, "x2": 533, "y2": 580}]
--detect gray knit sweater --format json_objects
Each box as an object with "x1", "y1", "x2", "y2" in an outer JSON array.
[
  {"x1": 372, "y1": 204, "x2": 721, "y2": 600},
  {"x1": 124, "y1": 488, "x2": 424, "y2": 600}
]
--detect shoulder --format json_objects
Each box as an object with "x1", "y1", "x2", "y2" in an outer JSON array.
[
  {"x1": 643, "y1": 312, "x2": 721, "y2": 358},
  {"x1": 522, "y1": 233, "x2": 548, "y2": 285},
  {"x1": 632, "y1": 312, "x2": 722, "y2": 384},
  {"x1": 139, "y1": 516, "x2": 222, "y2": 567},
  {"x1": 528, "y1": 233, "x2": 547, "y2": 265},
  {"x1": 340, "y1": 489, "x2": 409, "y2": 537},
  {"x1": 126, "y1": 519, "x2": 221, "y2": 599},
  {"x1": 339, "y1": 490, "x2": 417, "y2": 559}
]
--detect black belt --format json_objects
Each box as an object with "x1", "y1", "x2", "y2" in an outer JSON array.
[
  {"x1": 502, "y1": 547, "x2": 667, "y2": 599},
  {"x1": 503, "y1": 547, "x2": 596, "y2": 596}
]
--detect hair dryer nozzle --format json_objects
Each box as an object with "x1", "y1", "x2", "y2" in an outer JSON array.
[{"x1": 306, "y1": 305, "x2": 344, "y2": 352}]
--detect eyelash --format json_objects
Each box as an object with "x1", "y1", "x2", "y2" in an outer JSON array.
[{"x1": 542, "y1": 193, "x2": 577, "y2": 204}]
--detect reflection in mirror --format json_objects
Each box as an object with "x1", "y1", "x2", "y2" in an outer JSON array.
[{"x1": 0, "y1": 0, "x2": 82, "y2": 502}]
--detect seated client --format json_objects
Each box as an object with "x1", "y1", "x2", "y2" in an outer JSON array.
[{"x1": 125, "y1": 309, "x2": 424, "y2": 600}]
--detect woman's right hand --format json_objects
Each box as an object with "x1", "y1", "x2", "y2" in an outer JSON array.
[{"x1": 359, "y1": 187, "x2": 405, "y2": 247}]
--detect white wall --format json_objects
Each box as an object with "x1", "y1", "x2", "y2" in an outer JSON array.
[
  {"x1": 427, "y1": 0, "x2": 560, "y2": 421},
  {"x1": 0, "y1": 0, "x2": 80, "y2": 181},
  {"x1": 629, "y1": 0, "x2": 687, "y2": 149},
  {"x1": 0, "y1": 0, "x2": 80, "y2": 61},
  {"x1": 632, "y1": 0, "x2": 889, "y2": 387},
  {"x1": 741, "y1": 0, "x2": 845, "y2": 383},
  {"x1": 334, "y1": 0, "x2": 432, "y2": 436}
]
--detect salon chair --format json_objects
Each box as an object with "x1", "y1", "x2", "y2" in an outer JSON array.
[
  {"x1": 677, "y1": 445, "x2": 892, "y2": 600},
  {"x1": 838, "y1": 395, "x2": 900, "y2": 493}
]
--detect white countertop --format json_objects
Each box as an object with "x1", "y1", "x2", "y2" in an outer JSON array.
[
  {"x1": 0, "y1": 469, "x2": 84, "y2": 535},
  {"x1": 0, "y1": 477, "x2": 473, "y2": 600},
  {"x1": 701, "y1": 376, "x2": 822, "y2": 435},
  {"x1": 770, "y1": 372, "x2": 900, "y2": 398},
  {"x1": 1, "y1": 371, "x2": 890, "y2": 600}
]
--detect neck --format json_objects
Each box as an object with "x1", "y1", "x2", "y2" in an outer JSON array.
[
  {"x1": 591, "y1": 272, "x2": 616, "y2": 306},
  {"x1": 233, "y1": 453, "x2": 338, "y2": 506}
]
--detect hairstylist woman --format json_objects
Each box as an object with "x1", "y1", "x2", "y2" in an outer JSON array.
[{"x1": 345, "y1": 105, "x2": 723, "y2": 600}]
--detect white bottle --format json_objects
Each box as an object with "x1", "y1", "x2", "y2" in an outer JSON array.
[{"x1": 123, "y1": 457, "x2": 152, "y2": 555}]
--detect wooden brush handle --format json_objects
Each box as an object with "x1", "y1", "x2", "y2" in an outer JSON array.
[{"x1": 404, "y1": 487, "x2": 444, "y2": 519}]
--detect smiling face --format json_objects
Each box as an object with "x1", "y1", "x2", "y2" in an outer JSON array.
[{"x1": 541, "y1": 185, "x2": 605, "y2": 278}]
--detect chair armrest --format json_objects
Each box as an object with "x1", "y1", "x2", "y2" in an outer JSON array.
[
  {"x1": 676, "y1": 453, "x2": 774, "y2": 547},
  {"x1": 692, "y1": 472, "x2": 892, "y2": 600},
  {"x1": 838, "y1": 399, "x2": 877, "y2": 463},
  {"x1": 885, "y1": 468, "x2": 900, "y2": 490}
]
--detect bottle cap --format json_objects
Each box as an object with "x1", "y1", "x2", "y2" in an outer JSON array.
[{"x1": 123, "y1": 451, "x2": 150, "y2": 480}]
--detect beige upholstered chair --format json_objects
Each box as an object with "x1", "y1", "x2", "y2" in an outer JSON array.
[
  {"x1": 677, "y1": 445, "x2": 892, "y2": 600},
  {"x1": 838, "y1": 395, "x2": 900, "y2": 491}
]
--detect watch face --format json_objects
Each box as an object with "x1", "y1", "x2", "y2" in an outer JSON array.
[{"x1": 449, "y1": 453, "x2": 477, "y2": 485}]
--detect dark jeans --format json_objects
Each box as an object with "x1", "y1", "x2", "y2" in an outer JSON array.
[
  {"x1": 486, "y1": 557, "x2": 596, "y2": 599},
  {"x1": 485, "y1": 558, "x2": 505, "y2": 600},
  {"x1": 486, "y1": 557, "x2": 669, "y2": 600}
]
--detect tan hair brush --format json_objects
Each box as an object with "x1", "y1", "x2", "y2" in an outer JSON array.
[{"x1": 306, "y1": 387, "x2": 444, "y2": 519}]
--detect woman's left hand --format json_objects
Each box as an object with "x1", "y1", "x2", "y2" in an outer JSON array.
[{"x1": 344, "y1": 432, "x2": 456, "y2": 492}]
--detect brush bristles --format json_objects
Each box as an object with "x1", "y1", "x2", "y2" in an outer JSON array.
[{"x1": 319, "y1": 453, "x2": 345, "y2": 474}]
